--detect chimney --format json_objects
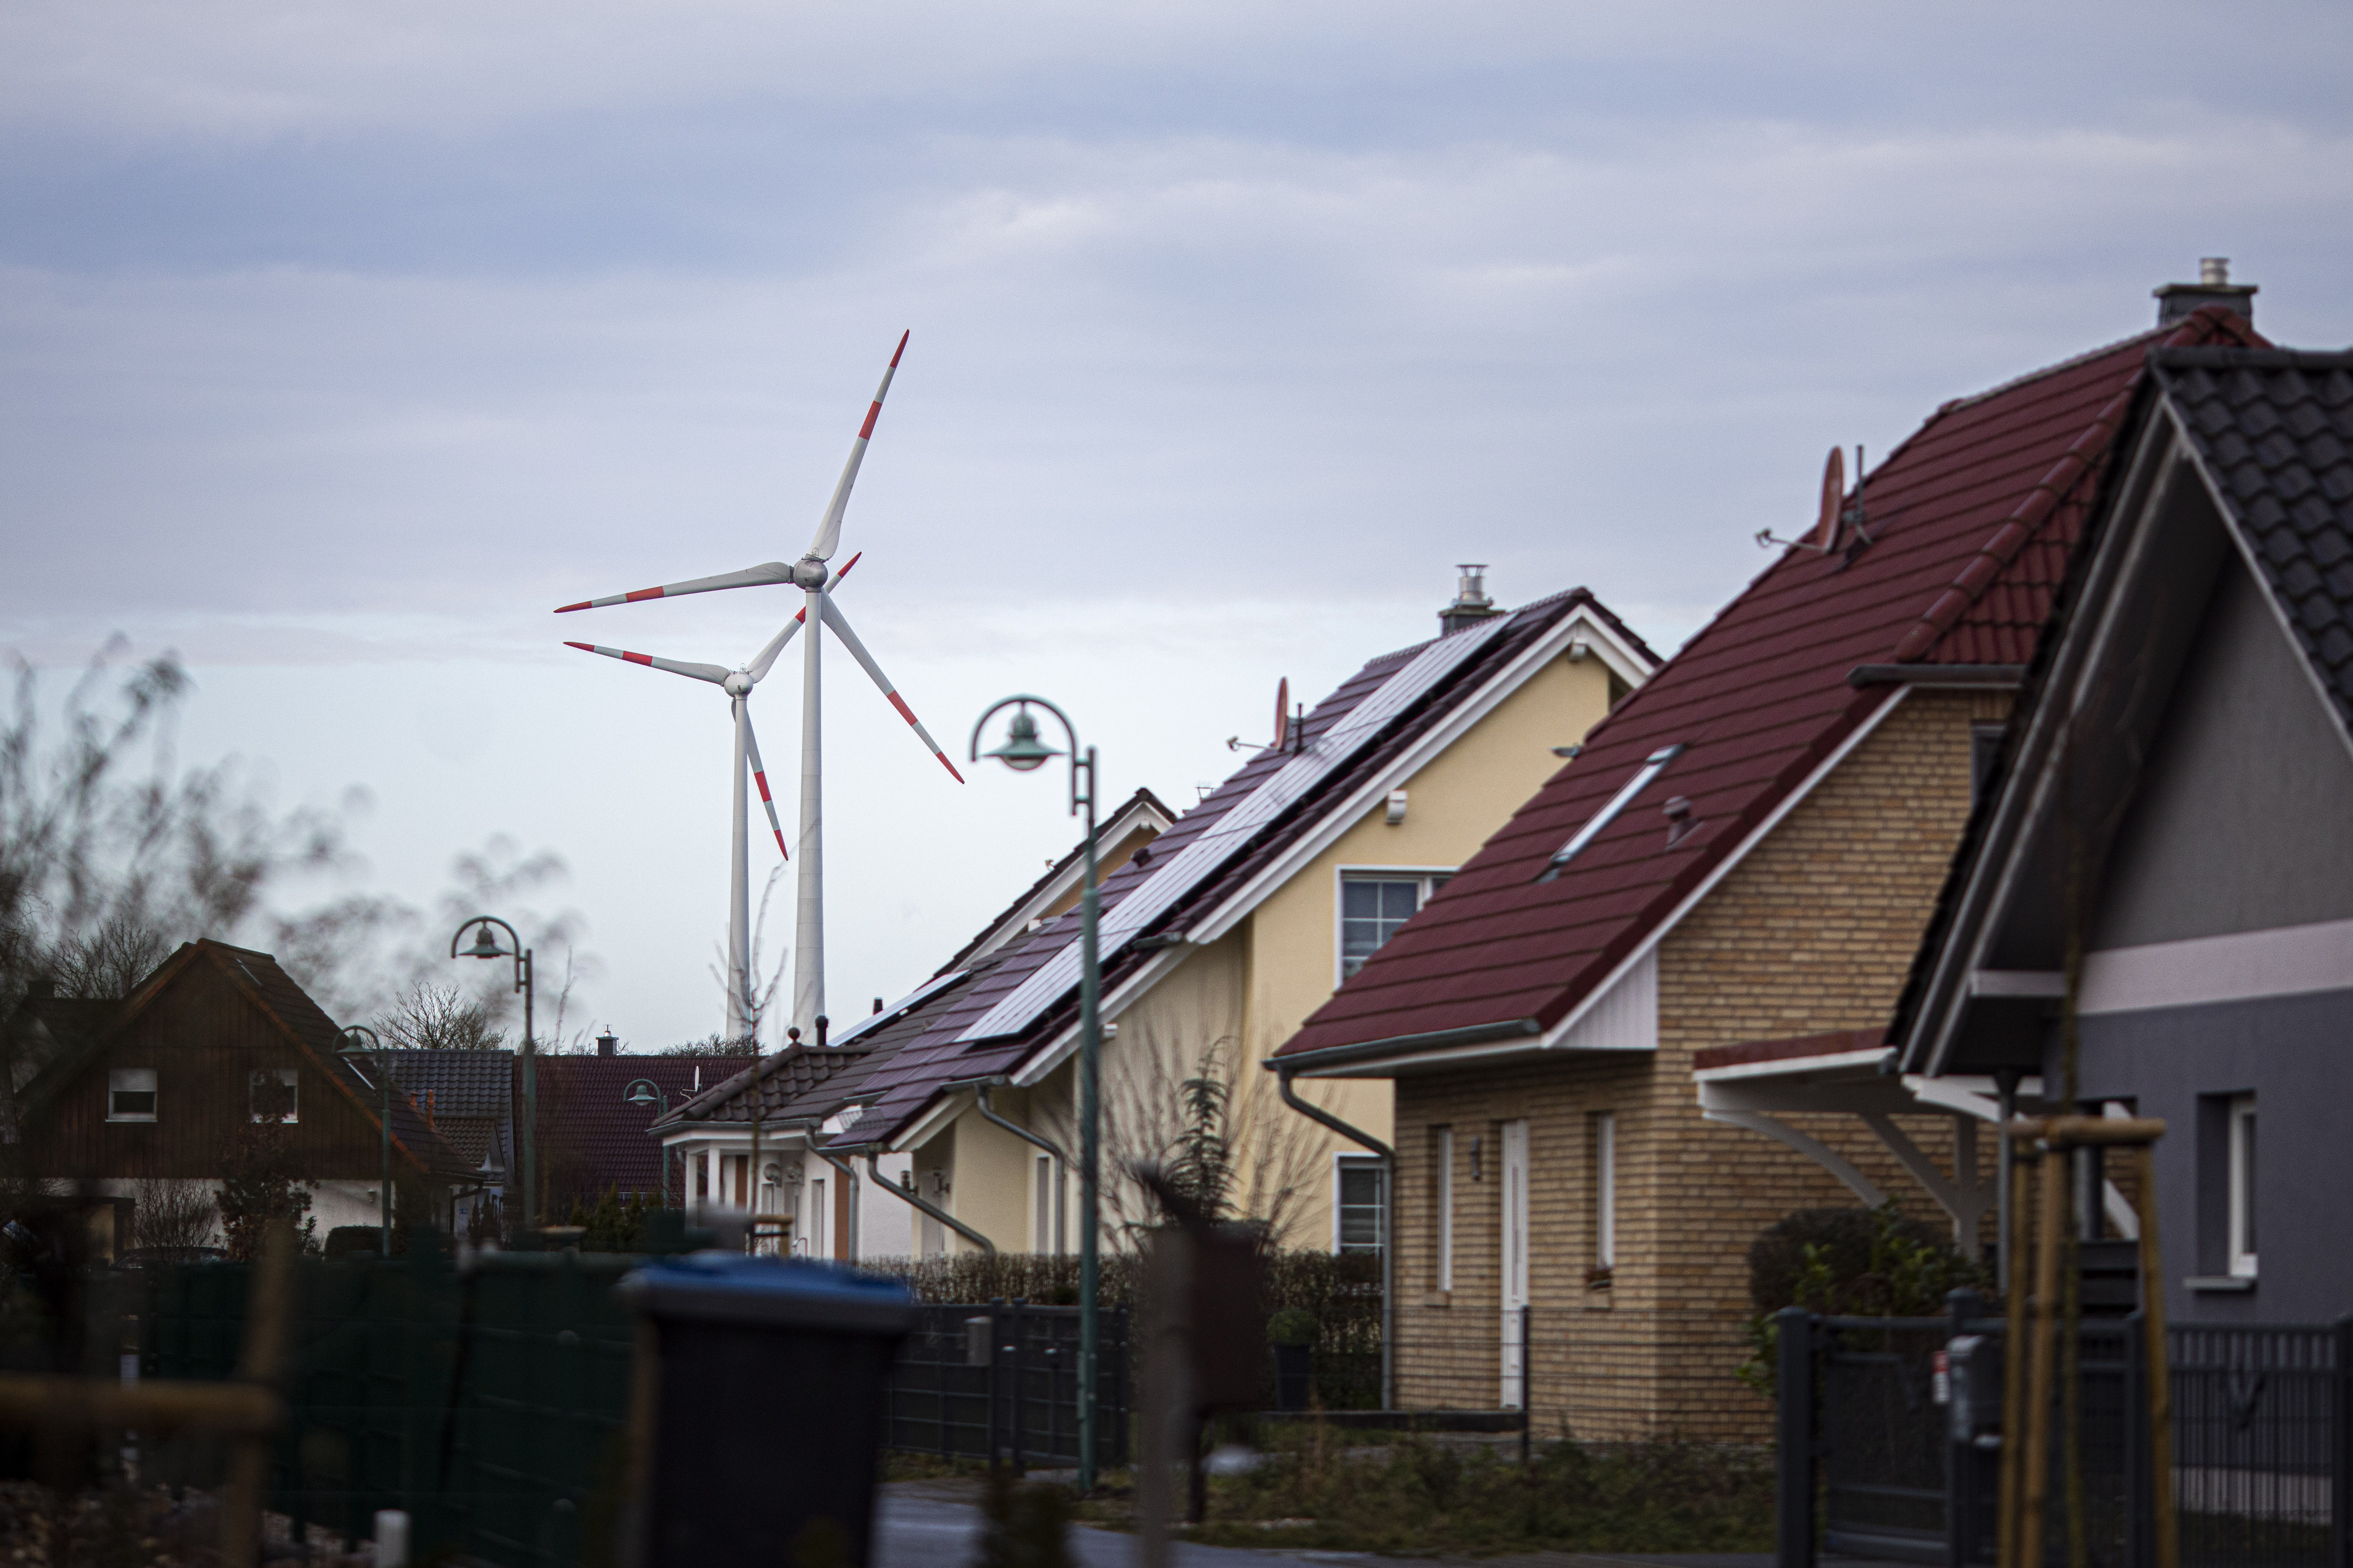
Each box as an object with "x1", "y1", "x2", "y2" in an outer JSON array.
[
  {"x1": 596, "y1": 1030, "x2": 618, "y2": 1057},
  {"x1": 2154, "y1": 257, "x2": 2256, "y2": 326},
  {"x1": 1439, "y1": 564, "x2": 1502, "y2": 637}
]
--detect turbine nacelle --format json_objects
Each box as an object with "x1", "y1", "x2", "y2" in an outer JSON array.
[
  {"x1": 790, "y1": 558, "x2": 831, "y2": 589},
  {"x1": 724, "y1": 671, "x2": 754, "y2": 697}
]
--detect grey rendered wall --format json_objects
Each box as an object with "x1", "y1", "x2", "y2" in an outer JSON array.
[
  {"x1": 2073, "y1": 987, "x2": 2353, "y2": 1326},
  {"x1": 2092, "y1": 558, "x2": 2353, "y2": 949}
]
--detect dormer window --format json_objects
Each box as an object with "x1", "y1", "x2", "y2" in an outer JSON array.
[
  {"x1": 108, "y1": 1069, "x2": 157, "y2": 1123},
  {"x1": 249, "y1": 1067, "x2": 299, "y2": 1124}
]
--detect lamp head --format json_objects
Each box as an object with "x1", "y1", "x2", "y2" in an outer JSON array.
[
  {"x1": 464, "y1": 923, "x2": 505, "y2": 960},
  {"x1": 985, "y1": 709, "x2": 1061, "y2": 773},
  {"x1": 625, "y1": 1082, "x2": 658, "y2": 1107}
]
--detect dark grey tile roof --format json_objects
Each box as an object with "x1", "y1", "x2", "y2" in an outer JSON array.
[
  {"x1": 2154, "y1": 346, "x2": 2353, "y2": 737},
  {"x1": 379, "y1": 1049, "x2": 514, "y2": 1120},
  {"x1": 652, "y1": 1043, "x2": 877, "y2": 1129}
]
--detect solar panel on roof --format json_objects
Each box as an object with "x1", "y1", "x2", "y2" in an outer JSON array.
[{"x1": 955, "y1": 613, "x2": 1518, "y2": 1043}]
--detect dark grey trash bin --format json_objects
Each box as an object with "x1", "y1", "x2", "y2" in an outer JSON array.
[{"x1": 619, "y1": 1254, "x2": 916, "y2": 1567}]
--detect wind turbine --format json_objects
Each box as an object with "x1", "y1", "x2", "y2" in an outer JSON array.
[{"x1": 556, "y1": 332, "x2": 963, "y2": 1040}]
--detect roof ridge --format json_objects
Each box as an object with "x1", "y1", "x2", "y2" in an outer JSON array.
[{"x1": 1889, "y1": 308, "x2": 2263, "y2": 664}]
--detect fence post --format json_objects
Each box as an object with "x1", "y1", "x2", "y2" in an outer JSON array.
[
  {"x1": 1011, "y1": 1299, "x2": 1028, "y2": 1477},
  {"x1": 2335, "y1": 1316, "x2": 2353, "y2": 1568},
  {"x1": 1521, "y1": 1303, "x2": 1534, "y2": 1465},
  {"x1": 1777, "y1": 1307, "x2": 1816, "y2": 1568}
]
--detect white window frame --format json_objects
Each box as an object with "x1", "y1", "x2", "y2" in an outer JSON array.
[
  {"x1": 1594, "y1": 1111, "x2": 1617, "y2": 1271},
  {"x1": 1435, "y1": 1127, "x2": 1455, "y2": 1293},
  {"x1": 1333, "y1": 865, "x2": 1457, "y2": 986},
  {"x1": 107, "y1": 1068, "x2": 157, "y2": 1123},
  {"x1": 248, "y1": 1067, "x2": 298, "y2": 1125},
  {"x1": 2227, "y1": 1095, "x2": 2256, "y2": 1278},
  {"x1": 1332, "y1": 1152, "x2": 1386, "y2": 1257}
]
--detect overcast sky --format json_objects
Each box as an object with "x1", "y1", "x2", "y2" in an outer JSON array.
[{"x1": 5, "y1": 0, "x2": 2348, "y2": 1045}]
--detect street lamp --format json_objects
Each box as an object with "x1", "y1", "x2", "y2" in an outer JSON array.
[
  {"x1": 339, "y1": 1025, "x2": 392, "y2": 1256},
  {"x1": 452, "y1": 916, "x2": 536, "y2": 1232},
  {"x1": 969, "y1": 694, "x2": 1103, "y2": 1491},
  {"x1": 625, "y1": 1079, "x2": 672, "y2": 1207}
]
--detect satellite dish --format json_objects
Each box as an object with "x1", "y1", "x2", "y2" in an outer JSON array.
[
  {"x1": 1272, "y1": 677, "x2": 1290, "y2": 752},
  {"x1": 1815, "y1": 446, "x2": 1845, "y2": 550}
]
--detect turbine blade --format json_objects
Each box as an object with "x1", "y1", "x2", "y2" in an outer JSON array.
[
  {"x1": 818, "y1": 594, "x2": 966, "y2": 783},
  {"x1": 554, "y1": 561, "x2": 793, "y2": 613},
  {"x1": 742, "y1": 710, "x2": 789, "y2": 860},
  {"x1": 562, "y1": 642, "x2": 731, "y2": 685},
  {"x1": 746, "y1": 551, "x2": 864, "y2": 683},
  {"x1": 804, "y1": 333, "x2": 908, "y2": 564}
]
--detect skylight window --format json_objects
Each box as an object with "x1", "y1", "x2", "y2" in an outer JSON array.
[{"x1": 1538, "y1": 745, "x2": 1684, "y2": 880}]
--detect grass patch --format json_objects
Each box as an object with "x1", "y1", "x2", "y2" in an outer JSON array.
[{"x1": 1076, "y1": 1425, "x2": 1772, "y2": 1556}]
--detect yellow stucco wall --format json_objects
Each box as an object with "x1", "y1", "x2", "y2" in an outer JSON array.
[{"x1": 922, "y1": 635, "x2": 1629, "y2": 1256}]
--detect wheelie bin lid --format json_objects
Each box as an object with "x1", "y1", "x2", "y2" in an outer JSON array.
[{"x1": 618, "y1": 1253, "x2": 919, "y2": 1335}]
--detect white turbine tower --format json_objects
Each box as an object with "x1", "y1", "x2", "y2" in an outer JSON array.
[{"x1": 556, "y1": 333, "x2": 962, "y2": 1041}]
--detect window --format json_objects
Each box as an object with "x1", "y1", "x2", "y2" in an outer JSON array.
[
  {"x1": 808, "y1": 1178, "x2": 827, "y2": 1259},
  {"x1": 1339, "y1": 872, "x2": 1451, "y2": 979},
  {"x1": 1035, "y1": 1154, "x2": 1063, "y2": 1256},
  {"x1": 1335, "y1": 1155, "x2": 1386, "y2": 1257},
  {"x1": 107, "y1": 1069, "x2": 156, "y2": 1123},
  {"x1": 1970, "y1": 723, "x2": 2007, "y2": 805},
  {"x1": 248, "y1": 1067, "x2": 298, "y2": 1124},
  {"x1": 1432, "y1": 1127, "x2": 1455, "y2": 1293},
  {"x1": 1592, "y1": 1111, "x2": 1618, "y2": 1275},
  {"x1": 2228, "y1": 1095, "x2": 2257, "y2": 1278}
]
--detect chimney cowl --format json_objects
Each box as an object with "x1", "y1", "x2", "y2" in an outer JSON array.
[
  {"x1": 1438, "y1": 563, "x2": 1504, "y2": 636},
  {"x1": 2154, "y1": 257, "x2": 2256, "y2": 326}
]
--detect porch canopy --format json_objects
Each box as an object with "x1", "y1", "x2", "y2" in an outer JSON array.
[{"x1": 1692, "y1": 1028, "x2": 2058, "y2": 1245}]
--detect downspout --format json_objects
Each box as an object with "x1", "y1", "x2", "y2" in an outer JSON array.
[
  {"x1": 966, "y1": 1079, "x2": 1071, "y2": 1255},
  {"x1": 854, "y1": 1150, "x2": 996, "y2": 1255},
  {"x1": 1271, "y1": 1063, "x2": 1395, "y2": 1410}
]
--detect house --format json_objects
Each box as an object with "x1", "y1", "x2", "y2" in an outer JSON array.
[
  {"x1": 376, "y1": 1048, "x2": 516, "y2": 1236},
  {"x1": 1267, "y1": 275, "x2": 2267, "y2": 1434},
  {"x1": 822, "y1": 572, "x2": 1657, "y2": 1256},
  {"x1": 1889, "y1": 342, "x2": 2353, "y2": 1323},
  {"x1": 4, "y1": 939, "x2": 478, "y2": 1256}
]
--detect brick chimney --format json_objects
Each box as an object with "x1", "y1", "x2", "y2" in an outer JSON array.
[
  {"x1": 596, "y1": 1030, "x2": 618, "y2": 1057},
  {"x1": 2155, "y1": 257, "x2": 2257, "y2": 326}
]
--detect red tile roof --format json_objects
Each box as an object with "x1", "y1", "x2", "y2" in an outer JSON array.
[
  {"x1": 1691, "y1": 1029, "x2": 1887, "y2": 1075},
  {"x1": 534, "y1": 1054, "x2": 752, "y2": 1203},
  {"x1": 1277, "y1": 307, "x2": 2266, "y2": 1064}
]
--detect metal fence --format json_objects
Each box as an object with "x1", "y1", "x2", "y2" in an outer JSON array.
[
  {"x1": 1779, "y1": 1307, "x2": 2352, "y2": 1568},
  {"x1": 144, "y1": 1236, "x2": 638, "y2": 1567},
  {"x1": 884, "y1": 1300, "x2": 1130, "y2": 1472}
]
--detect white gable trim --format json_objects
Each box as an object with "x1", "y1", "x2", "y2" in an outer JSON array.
[
  {"x1": 1184, "y1": 603, "x2": 1654, "y2": 951},
  {"x1": 958, "y1": 793, "x2": 1178, "y2": 968},
  {"x1": 2079, "y1": 918, "x2": 2353, "y2": 1015},
  {"x1": 1535, "y1": 686, "x2": 1909, "y2": 1050},
  {"x1": 1006, "y1": 941, "x2": 1195, "y2": 1087}
]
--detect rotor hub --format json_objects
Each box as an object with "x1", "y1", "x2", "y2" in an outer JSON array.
[
  {"x1": 724, "y1": 672, "x2": 754, "y2": 696},
  {"x1": 791, "y1": 557, "x2": 829, "y2": 589}
]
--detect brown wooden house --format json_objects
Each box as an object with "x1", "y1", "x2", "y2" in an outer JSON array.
[{"x1": 5, "y1": 939, "x2": 477, "y2": 1256}]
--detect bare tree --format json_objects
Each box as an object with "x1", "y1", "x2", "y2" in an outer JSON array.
[
  {"x1": 1050, "y1": 1004, "x2": 1326, "y2": 1249},
  {"x1": 131, "y1": 1178, "x2": 221, "y2": 1252},
  {"x1": 378, "y1": 981, "x2": 506, "y2": 1050}
]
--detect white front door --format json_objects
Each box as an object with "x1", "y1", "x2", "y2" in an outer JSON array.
[{"x1": 1500, "y1": 1119, "x2": 1530, "y2": 1408}]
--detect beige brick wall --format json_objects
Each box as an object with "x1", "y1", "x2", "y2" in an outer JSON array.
[{"x1": 1390, "y1": 688, "x2": 2009, "y2": 1439}]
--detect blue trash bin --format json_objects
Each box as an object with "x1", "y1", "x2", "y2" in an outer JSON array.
[{"x1": 618, "y1": 1254, "x2": 916, "y2": 1567}]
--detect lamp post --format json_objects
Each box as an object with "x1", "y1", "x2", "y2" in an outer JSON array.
[
  {"x1": 453, "y1": 916, "x2": 536, "y2": 1232},
  {"x1": 339, "y1": 1025, "x2": 392, "y2": 1256},
  {"x1": 625, "y1": 1079, "x2": 672, "y2": 1207},
  {"x1": 970, "y1": 695, "x2": 1102, "y2": 1491}
]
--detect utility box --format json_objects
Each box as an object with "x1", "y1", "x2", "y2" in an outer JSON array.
[
  {"x1": 619, "y1": 1255, "x2": 916, "y2": 1568},
  {"x1": 1946, "y1": 1333, "x2": 2005, "y2": 1445}
]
